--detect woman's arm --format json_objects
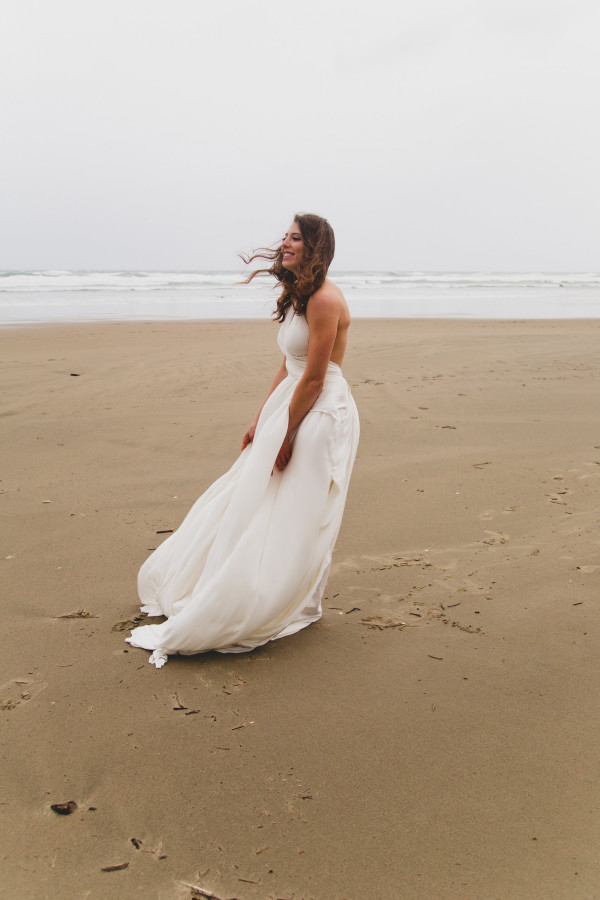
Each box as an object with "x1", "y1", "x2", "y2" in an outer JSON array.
[
  {"x1": 274, "y1": 288, "x2": 340, "y2": 471},
  {"x1": 241, "y1": 358, "x2": 288, "y2": 450}
]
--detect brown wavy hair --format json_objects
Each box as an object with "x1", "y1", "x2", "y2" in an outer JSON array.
[{"x1": 241, "y1": 213, "x2": 335, "y2": 322}]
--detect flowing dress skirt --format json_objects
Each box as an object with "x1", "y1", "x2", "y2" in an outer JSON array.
[{"x1": 126, "y1": 355, "x2": 359, "y2": 666}]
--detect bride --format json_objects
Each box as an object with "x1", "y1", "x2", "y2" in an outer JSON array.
[{"x1": 127, "y1": 213, "x2": 359, "y2": 667}]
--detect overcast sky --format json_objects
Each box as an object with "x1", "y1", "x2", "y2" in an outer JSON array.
[{"x1": 1, "y1": 0, "x2": 599, "y2": 271}]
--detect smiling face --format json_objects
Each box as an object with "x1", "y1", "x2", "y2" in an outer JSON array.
[{"x1": 281, "y1": 222, "x2": 305, "y2": 274}]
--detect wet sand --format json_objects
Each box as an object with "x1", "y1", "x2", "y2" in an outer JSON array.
[{"x1": 2, "y1": 318, "x2": 600, "y2": 899}]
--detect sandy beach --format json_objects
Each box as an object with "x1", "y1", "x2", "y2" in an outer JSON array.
[{"x1": 2, "y1": 317, "x2": 599, "y2": 900}]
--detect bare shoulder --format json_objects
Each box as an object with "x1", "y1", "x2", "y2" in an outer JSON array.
[{"x1": 308, "y1": 279, "x2": 350, "y2": 322}]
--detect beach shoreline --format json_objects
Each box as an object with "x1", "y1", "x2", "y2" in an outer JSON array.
[
  {"x1": 2, "y1": 318, "x2": 600, "y2": 899},
  {"x1": 1, "y1": 269, "x2": 599, "y2": 325},
  {"x1": 2, "y1": 313, "x2": 600, "y2": 334}
]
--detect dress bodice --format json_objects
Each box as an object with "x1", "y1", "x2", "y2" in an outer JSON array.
[
  {"x1": 277, "y1": 310, "x2": 342, "y2": 380},
  {"x1": 277, "y1": 310, "x2": 309, "y2": 360}
]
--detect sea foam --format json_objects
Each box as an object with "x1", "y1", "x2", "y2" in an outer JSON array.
[{"x1": 0, "y1": 270, "x2": 598, "y2": 323}]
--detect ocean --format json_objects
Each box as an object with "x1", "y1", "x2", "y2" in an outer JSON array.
[{"x1": 0, "y1": 270, "x2": 599, "y2": 324}]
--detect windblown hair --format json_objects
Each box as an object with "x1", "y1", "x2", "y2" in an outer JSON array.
[{"x1": 241, "y1": 213, "x2": 335, "y2": 322}]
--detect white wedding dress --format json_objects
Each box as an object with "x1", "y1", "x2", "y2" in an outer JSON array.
[{"x1": 126, "y1": 311, "x2": 359, "y2": 667}]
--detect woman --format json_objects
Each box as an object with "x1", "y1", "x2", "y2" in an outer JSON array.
[{"x1": 127, "y1": 213, "x2": 359, "y2": 667}]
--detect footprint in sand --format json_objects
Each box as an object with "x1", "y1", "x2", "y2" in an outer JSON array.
[
  {"x1": 546, "y1": 492, "x2": 569, "y2": 505},
  {"x1": 0, "y1": 676, "x2": 47, "y2": 711},
  {"x1": 481, "y1": 530, "x2": 509, "y2": 546},
  {"x1": 481, "y1": 506, "x2": 522, "y2": 520}
]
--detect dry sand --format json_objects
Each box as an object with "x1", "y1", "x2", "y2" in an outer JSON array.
[{"x1": 1, "y1": 318, "x2": 599, "y2": 900}]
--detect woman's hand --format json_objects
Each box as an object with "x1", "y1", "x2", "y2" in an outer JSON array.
[
  {"x1": 275, "y1": 433, "x2": 292, "y2": 471},
  {"x1": 241, "y1": 421, "x2": 257, "y2": 451}
]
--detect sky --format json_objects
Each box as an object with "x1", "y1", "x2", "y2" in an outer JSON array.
[{"x1": 1, "y1": 0, "x2": 599, "y2": 271}]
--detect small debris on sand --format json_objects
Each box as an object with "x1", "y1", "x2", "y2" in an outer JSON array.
[
  {"x1": 57, "y1": 609, "x2": 97, "y2": 619},
  {"x1": 51, "y1": 800, "x2": 77, "y2": 815}
]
